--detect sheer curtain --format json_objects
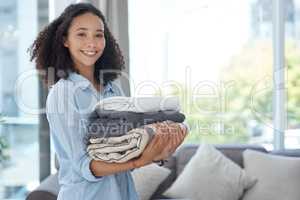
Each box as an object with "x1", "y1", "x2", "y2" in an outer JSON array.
[{"x1": 97, "y1": 0, "x2": 131, "y2": 96}]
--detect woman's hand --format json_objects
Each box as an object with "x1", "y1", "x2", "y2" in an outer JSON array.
[
  {"x1": 132, "y1": 121, "x2": 188, "y2": 168},
  {"x1": 133, "y1": 130, "x2": 170, "y2": 167},
  {"x1": 152, "y1": 121, "x2": 188, "y2": 161}
]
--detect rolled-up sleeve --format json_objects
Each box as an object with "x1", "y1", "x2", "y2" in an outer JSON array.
[{"x1": 46, "y1": 81, "x2": 102, "y2": 182}]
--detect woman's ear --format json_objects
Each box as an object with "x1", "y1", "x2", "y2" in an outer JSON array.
[{"x1": 63, "y1": 36, "x2": 69, "y2": 48}]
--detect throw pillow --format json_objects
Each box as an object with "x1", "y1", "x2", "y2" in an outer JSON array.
[
  {"x1": 132, "y1": 163, "x2": 171, "y2": 200},
  {"x1": 164, "y1": 144, "x2": 256, "y2": 200},
  {"x1": 243, "y1": 150, "x2": 300, "y2": 200}
]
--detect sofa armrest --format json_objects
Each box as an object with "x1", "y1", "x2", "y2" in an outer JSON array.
[{"x1": 26, "y1": 173, "x2": 59, "y2": 200}]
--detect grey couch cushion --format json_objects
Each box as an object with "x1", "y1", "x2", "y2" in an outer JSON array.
[
  {"x1": 132, "y1": 164, "x2": 171, "y2": 200},
  {"x1": 243, "y1": 150, "x2": 300, "y2": 200},
  {"x1": 175, "y1": 144, "x2": 267, "y2": 176},
  {"x1": 151, "y1": 144, "x2": 267, "y2": 199},
  {"x1": 164, "y1": 144, "x2": 257, "y2": 200}
]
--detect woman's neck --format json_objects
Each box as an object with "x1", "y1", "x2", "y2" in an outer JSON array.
[
  {"x1": 76, "y1": 66, "x2": 102, "y2": 92},
  {"x1": 78, "y1": 68, "x2": 94, "y2": 83}
]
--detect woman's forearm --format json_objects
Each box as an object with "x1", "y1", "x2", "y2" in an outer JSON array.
[{"x1": 90, "y1": 158, "x2": 147, "y2": 177}]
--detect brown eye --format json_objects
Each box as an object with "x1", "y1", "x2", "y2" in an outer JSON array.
[
  {"x1": 96, "y1": 33, "x2": 104, "y2": 38},
  {"x1": 77, "y1": 33, "x2": 86, "y2": 37}
]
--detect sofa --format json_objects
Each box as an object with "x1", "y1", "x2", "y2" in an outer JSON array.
[{"x1": 26, "y1": 144, "x2": 300, "y2": 200}]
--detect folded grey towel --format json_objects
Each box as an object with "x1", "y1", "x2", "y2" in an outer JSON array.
[
  {"x1": 87, "y1": 126, "x2": 155, "y2": 163},
  {"x1": 86, "y1": 110, "x2": 185, "y2": 141}
]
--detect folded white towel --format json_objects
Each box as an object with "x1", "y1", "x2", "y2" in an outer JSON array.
[
  {"x1": 94, "y1": 96, "x2": 180, "y2": 113},
  {"x1": 87, "y1": 127, "x2": 155, "y2": 163}
]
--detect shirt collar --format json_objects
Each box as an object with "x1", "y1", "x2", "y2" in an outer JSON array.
[{"x1": 68, "y1": 72, "x2": 114, "y2": 93}]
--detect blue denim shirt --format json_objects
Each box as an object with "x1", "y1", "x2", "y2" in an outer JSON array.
[{"x1": 46, "y1": 73, "x2": 138, "y2": 200}]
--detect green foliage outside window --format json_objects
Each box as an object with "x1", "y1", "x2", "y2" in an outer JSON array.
[
  {"x1": 172, "y1": 39, "x2": 300, "y2": 144},
  {"x1": 0, "y1": 114, "x2": 10, "y2": 166}
]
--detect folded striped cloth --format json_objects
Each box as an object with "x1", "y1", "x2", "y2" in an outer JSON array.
[
  {"x1": 94, "y1": 96, "x2": 180, "y2": 113},
  {"x1": 87, "y1": 126, "x2": 155, "y2": 163}
]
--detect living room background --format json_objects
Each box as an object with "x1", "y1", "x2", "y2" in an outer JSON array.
[{"x1": 0, "y1": 0, "x2": 299, "y2": 199}]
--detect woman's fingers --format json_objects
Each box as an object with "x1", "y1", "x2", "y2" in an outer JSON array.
[
  {"x1": 166, "y1": 122, "x2": 187, "y2": 154},
  {"x1": 145, "y1": 121, "x2": 188, "y2": 161},
  {"x1": 150, "y1": 133, "x2": 166, "y2": 151}
]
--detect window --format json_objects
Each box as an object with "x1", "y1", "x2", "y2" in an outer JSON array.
[
  {"x1": 0, "y1": 0, "x2": 48, "y2": 199},
  {"x1": 285, "y1": 0, "x2": 300, "y2": 149},
  {"x1": 129, "y1": 0, "x2": 277, "y2": 149}
]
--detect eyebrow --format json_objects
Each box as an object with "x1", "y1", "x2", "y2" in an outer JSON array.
[{"x1": 76, "y1": 27, "x2": 104, "y2": 32}]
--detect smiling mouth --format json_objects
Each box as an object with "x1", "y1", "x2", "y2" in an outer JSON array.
[{"x1": 80, "y1": 50, "x2": 98, "y2": 57}]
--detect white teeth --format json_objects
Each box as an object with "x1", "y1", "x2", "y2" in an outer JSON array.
[{"x1": 81, "y1": 50, "x2": 97, "y2": 56}]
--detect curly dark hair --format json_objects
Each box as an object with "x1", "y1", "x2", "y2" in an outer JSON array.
[{"x1": 28, "y1": 3, "x2": 124, "y2": 86}]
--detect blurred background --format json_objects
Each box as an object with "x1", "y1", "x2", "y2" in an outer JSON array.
[{"x1": 0, "y1": 0, "x2": 299, "y2": 199}]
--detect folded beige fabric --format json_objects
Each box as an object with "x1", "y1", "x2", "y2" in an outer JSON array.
[{"x1": 87, "y1": 126, "x2": 155, "y2": 163}]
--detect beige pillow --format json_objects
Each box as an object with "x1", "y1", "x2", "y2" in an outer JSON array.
[
  {"x1": 243, "y1": 150, "x2": 300, "y2": 200},
  {"x1": 164, "y1": 144, "x2": 256, "y2": 200},
  {"x1": 132, "y1": 163, "x2": 171, "y2": 200}
]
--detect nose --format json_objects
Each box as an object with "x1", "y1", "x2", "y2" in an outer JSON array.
[
  {"x1": 85, "y1": 36, "x2": 97, "y2": 48},
  {"x1": 86, "y1": 42, "x2": 96, "y2": 49}
]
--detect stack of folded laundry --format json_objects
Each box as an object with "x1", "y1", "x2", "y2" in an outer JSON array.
[{"x1": 86, "y1": 96, "x2": 186, "y2": 163}]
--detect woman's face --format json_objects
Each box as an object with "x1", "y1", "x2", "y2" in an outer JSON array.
[{"x1": 64, "y1": 12, "x2": 105, "y2": 70}]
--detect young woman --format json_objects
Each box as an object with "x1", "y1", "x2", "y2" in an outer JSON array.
[{"x1": 29, "y1": 3, "x2": 187, "y2": 200}]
